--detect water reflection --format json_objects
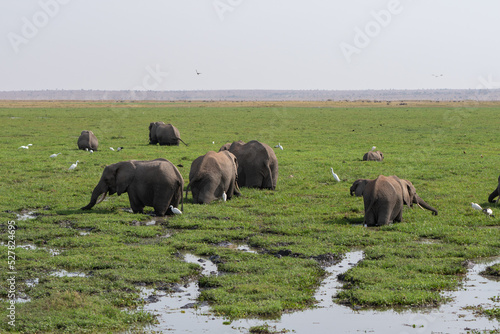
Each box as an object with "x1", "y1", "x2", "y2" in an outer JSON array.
[{"x1": 138, "y1": 252, "x2": 500, "y2": 334}]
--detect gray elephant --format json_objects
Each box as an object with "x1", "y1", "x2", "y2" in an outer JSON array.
[
  {"x1": 350, "y1": 175, "x2": 438, "y2": 226},
  {"x1": 488, "y1": 175, "x2": 500, "y2": 203},
  {"x1": 219, "y1": 140, "x2": 278, "y2": 189},
  {"x1": 149, "y1": 122, "x2": 187, "y2": 146},
  {"x1": 81, "y1": 158, "x2": 184, "y2": 216},
  {"x1": 77, "y1": 130, "x2": 98, "y2": 151},
  {"x1": 363, "y1": 150, "x2": 384, "y2": 161},
  {"x1": 186, "y1": 151, "x2": 241, "y2": 204}
]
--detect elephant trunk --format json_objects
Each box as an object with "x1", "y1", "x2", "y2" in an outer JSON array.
[
  {"x1": 488, "y1": 188, "x2": 499, "y2": 203},
  {"x1": 81, "y1": 181, "x2": 108, "y2": 210},
  {"x1": 415, "y1": 195, "x2": 438, "y2": 216}
]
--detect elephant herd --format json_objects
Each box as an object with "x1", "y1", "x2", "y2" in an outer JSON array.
[
  {"x1": 78, "y1": 125, "x2": 500, "y2": 227},
  {"x1": 80, "y1": 122, "x2": 279, "y2": 216}
]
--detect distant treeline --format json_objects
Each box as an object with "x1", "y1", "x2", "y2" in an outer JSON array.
[{"x1": 1, "y1": 89, "x2": 499, "y2": 101}]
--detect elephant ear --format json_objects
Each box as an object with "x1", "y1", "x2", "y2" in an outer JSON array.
[
  {"x1": 401, "y1": 179, "x2": 415, "y2": 208},
  {"x1": 115, "y1": 162, "x2": 136, "y2": 196},
  {"x1": 351, "y1": 179, "x2": 368, "y2": 197}
]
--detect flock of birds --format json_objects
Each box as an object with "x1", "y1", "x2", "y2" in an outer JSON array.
[{"x1": 18, "y1": 142, "x2": 494, "y2": 218}]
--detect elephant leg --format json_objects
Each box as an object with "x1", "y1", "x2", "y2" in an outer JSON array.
[
  {"x1": 154, "y1": 192, "x2": 173, "y2": 216},
  {"x1": 128, "y1": 193, "x2": 144, "y2": 214},
  {"x1": 394, "y1": 208, "x2": 403, "y2": 222},
  {"x1": 377, "y1": 210, "x2": 392, "y2": 226},
  {"x1": 364, "y1": 209, "x2": 376, "y2": 226}
]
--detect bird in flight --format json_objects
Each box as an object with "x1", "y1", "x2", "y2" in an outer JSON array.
[{"x1": 196, "y1": 69, "x2": 201, "y2": 75}]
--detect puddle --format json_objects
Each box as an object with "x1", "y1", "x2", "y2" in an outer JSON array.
[
  {"x1": 217, "y1": 241, "x2": 259, "y2": 254},
  {"x1": 314, "y1": 250, "x2": 364, "y2": 308},
  {"x1": 133, "y1": 252, "x2": 500, "y2": 334},
  {"x1": 25, "y1": 278, "x2": 39, "y2": 288},
  {"x1": 16, "y1": 244, "x2": 60, "y2": 256},
  {"x1": 16, "y1": 211, "x2": 37, "y2": 221},
  {"x1": 50, "y1": 270, "x2": 87, "y2": 278},
  {"x1": 183, "y1": 253, "x2": 218, "y2": 277}
]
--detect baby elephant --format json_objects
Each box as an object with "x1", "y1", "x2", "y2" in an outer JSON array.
[
  {"x1": 78, "y1": 130, "x2": 98, "y2": 151},
  {"x1": 81, "y1": 158, "x2": 184, "y2": 216},
  {"x1": 186, "y1": 151, "x2": 241, "y2": 204},
  {"x1": 363, "y1": 150, "x2": 384, "y2": 161},
  {"x1": 350, "y1": 175, "x2": 438, "y2": 226}
]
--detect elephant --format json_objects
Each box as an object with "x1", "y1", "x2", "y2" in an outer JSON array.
[
  {"x1": 186, "y1": 150, "x2": 241, "y2": 204},
  {"x1": 81, "y1": 158, "x2": 184, "y2": 216},
  {"x1": 149, "y1": 122, "x2": 187, "y2": 146},
  {"x1": 219, "y1": 140, "x2": 278, "y2": 189},
  {"x1": 350, "y1": 175, "x2": 438, "y2": 226},
  {"x1": 363, "y1": 150, "x2": 384, "y2": 161},
  {"x1": 77, "y1": 130, "x2": 98, "y2": 151},
  {"x1": 488, "y1": 175, "x2": 500, "y2": 203}
]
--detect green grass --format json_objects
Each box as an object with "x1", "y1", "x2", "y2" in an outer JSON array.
[{"x1": 0, "y1": 100, "x2": 499, "y2": 333}]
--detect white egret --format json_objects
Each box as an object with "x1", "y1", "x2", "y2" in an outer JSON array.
[
  {"x1": 371, "y1": 146, "x2": 376, "y2": 151},
  {"x1": 19, "y1": 144, "x2": 32, "y2": 149},
  {"x1": 330, "y1": 168, "x2": 340, "y2": 182},
  {"x1": 169, "y1": 205, "x2": 182, "y2": 215},
  {"x1": 49, "y1": 153, "x2": 61, "y2": 158},
  {"x1": 222, "y1": 191, "x2": 227, "y2": 202},
  {"x1": 471, "y1": 202, "x2": 482, "y2": 211},
  {"x1": 274, "y1": 143, "x2": 283, "y2": 150},
  {"x1": 109, "y1": 147, "x2": 115, "y2": 151},
  {"x1": 69, "y1": 160, "x2": 79, "y2": 170},
  {"x1": 89, "y1": 150, "x2": 93, "y2": 153}
]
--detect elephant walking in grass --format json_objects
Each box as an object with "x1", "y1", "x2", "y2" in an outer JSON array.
[
  {"x1": 219, "y1": 140, "x2": 278, "y2": 190},
  {"x1": 81, "y1": 158, "x2": 184, "y2": 216},
  {"x1": 186, "y1": 151, "x2": 241, "y2": 204},
  {"x1": 350, "y1": 175, "x2": 438, "y2": 226},
  {"x1": 363, "y1": 150, "x2": 384, "y2": 161},
  {"x1": 78, "y1": 130, "x2": 98, "y2": 151},
  {"x1": 149, "y1": 122, "x2": 187, "y2": 146}
]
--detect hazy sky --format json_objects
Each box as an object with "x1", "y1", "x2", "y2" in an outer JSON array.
[{"x1": 1, "y1": 0, "x2": 499, "y2": 91}]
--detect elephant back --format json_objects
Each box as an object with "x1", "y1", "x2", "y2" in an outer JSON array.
[
  {"x1": 78, "y1": 130, "x2": 98, "y2": 151},
  {"x1": 227, "y1": 140, "x2": 278, "y2": 189},
  {"x1": 157, "y1": 123, "x2": 181, "y2": 146},
  {"x1": 363, "y1": 151, "x2": 383, "y2": 161}
]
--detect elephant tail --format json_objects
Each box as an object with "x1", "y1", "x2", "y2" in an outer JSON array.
[
  {"x1": 180, "y1": 183, "x2": 184, "y2": 212},
  {"x1": 185, "y1": 182, "x2": 191, "y2": 201},
  {"x1": 263, "y1": 164, "x2": 275, "y2": 190},
  {"x1": 178, "y1": 137, "x2": 188, "y2": 146}
]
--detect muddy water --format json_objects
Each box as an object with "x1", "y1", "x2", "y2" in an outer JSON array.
[{"x1": 139, "y1": 251, "x2": 500, "y2": 334}]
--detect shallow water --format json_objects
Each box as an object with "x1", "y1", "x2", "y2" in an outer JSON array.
[
  {"x1": 138, "y1": 251, "x2": 500, "y2": 334},
  {"x1": 16, "y1": 211, "x2": 37, "y2": 221}
]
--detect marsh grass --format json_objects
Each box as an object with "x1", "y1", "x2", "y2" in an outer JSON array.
[{"x1": 0, "y1": 100, "x2": 499, "y2": 332}]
